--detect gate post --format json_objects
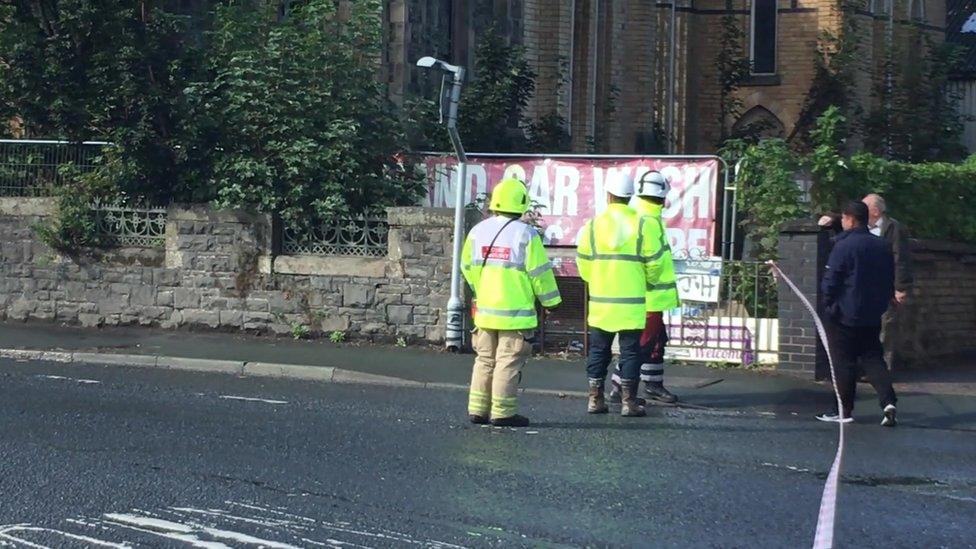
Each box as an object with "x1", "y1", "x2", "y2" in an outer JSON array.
[{"x1": 776, "y1": 219, "x2": 829, "y2": 377}]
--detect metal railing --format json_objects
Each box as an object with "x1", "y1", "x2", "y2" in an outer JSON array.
[
  {"x1": 92, "y1": 200, "x2": 167, "y2": 248},
  {"x1": 281, "y1": 217, "x2": 389, "y2": 257},
  {"x1": 0, "y1": 140, "x2": 109, "y2": 197},
  {"x1": 665, "y1": 260, "x2": 778, "y2": 366},
  {"x1": 540, "y1": 260, "x2": 779, "y2": 366}
]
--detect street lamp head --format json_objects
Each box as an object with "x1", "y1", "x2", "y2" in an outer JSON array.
[{"x1": 415, "y1": 56, "x2": 462, "y2": 75}]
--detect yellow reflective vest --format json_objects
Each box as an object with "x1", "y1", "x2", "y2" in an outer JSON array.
[
  {"x1": 576, "y1": 203, "x2": 659, "y2": 332},
  {"x1": 461, "y1": 216, "x2": 562, "y2": 330},
  {"x1": 634, "y1": 199, "x2": 681, "y2": 312}
]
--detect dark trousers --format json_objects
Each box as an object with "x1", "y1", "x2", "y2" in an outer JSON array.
[
  {"x1": 587, "y1": 328, "x2": 642, "y2": 381},
  {"x1": 825, "y1": 320, "x2": 898, "y2": 416},
  {"x1": 611, "y1": 313, "x2": 668, "y2": 384}
]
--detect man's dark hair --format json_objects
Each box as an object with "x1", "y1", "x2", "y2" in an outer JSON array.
[
  {"x1": 843, "y1": 201, "x2": 869, "y2": 226},
  {"x1": 608, "y1": 194, "x2": 630, "y2": 205}
]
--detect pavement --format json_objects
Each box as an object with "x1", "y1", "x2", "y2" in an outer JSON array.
[
  {"x1": 1, "y1": 358, "x2": 974, "y2": 547},
  {"x1": 1, "y1": 320, "x2": 976, "y2": 431}
]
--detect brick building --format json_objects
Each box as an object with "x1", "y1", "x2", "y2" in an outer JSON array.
[
  {"x1": 384, "y1": 0, "x2": 946, "y2": 154},
  {"x1": 947, "y1": 0, "x2": 976, "y2": 153}
]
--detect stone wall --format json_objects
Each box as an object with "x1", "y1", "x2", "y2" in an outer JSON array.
[
  {"x1": 0, "y1": 200, "x2": 472, "y2": 344},
  {"x1": 777, "y1": 222, "x2": 976, "y2": 374}
]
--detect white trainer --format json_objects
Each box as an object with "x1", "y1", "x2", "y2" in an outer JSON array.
[
  {"x1": 881, "y1": 404, "x2": 897, "y2": 427},
  {"x1": 816, "y1": 412, "x2": 854, "y2": 424}
]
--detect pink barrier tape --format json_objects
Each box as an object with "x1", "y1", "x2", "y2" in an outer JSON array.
[{"x1": 766, "y1": 261, "x2": 844, "y2": 549}]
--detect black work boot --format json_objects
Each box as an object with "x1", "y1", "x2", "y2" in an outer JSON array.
[
  {"x1": 620, "y1": 380, "x2": 647, "y2": 417},
  {"x1": 644, "y1": 382, "x2": 678, "y2": 404},
  {"x1": 491, "y1": 414, "x2": 530, "y2": 427},
  {"x1": 469, "y1": 414, "x2": 490, "y2": 425},
  {"x1": 587, "y1": 378, "x2": 609, "y2": 414}
]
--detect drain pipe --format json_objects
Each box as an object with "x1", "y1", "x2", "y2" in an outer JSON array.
[{"x1": 667, "y1": 0, "x2": 678, "y2": 152}]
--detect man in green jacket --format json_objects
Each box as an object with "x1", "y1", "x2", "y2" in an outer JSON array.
[
  {"x1": 576, "y1": 173, "x2": 662, "y2": 417},
  {"x1": 461, "y1": 177, "x2": 562, "y2": 427},
  {"x1": 609, "y1": 170, "x2": 681, "y2": 404}
]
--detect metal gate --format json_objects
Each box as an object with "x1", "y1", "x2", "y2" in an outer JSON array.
[{"x1": 539, "y1": 260, "x2": 777, "y2": 366}]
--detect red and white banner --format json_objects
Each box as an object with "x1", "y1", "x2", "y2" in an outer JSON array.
[{"x1": 423, "y1": 155, "x2": 720, "y2": 261}]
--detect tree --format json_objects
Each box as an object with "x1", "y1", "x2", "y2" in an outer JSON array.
[
  {"x1": 192, "y1": 0, "x2": 423, "y2": 227},
  {"x1": 864, "y1": 31, "x2": 967, "y2": 163},
  {"x1": 0, "y1": 0, "x2": 210, "y2": 204},
  {"x1": 457, "y1": 26, "x2": 536, "y2": 152},
  {"x1": 407, "y1": 26, "x2": 572, "y2": 154},
  {"x1": 790, "y1": 26, "x2": 859, "y2": 152}
]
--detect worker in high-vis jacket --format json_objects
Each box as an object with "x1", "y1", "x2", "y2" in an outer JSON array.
[
  {"x1": 461, "y1": 177, "x2": 561, "y2": 428},
  {"x1": 609, "y1": 170, "x2": 681, "y2": 405},
  {"x1": 576, "y1": 172, "x2": 661, "y2": 417}
]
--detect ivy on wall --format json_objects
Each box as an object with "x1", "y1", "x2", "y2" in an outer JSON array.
[{"x1": 715, "y1": 14, "x2": 752, "y2": 146}]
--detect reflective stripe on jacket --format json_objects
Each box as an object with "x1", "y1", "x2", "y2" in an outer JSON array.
[
  {"x1": 461, "y1": 216, "x2": 562, "y2": 330},
  {"x1": 634, "y1": 199, "x2": 680, "y2": 312},
  {"x1": 575, "y1": 203, "x2": 658, "y2": 332}
]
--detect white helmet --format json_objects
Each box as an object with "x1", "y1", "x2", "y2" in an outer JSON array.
[
  {"x1": 605, "y1": 172, "x2": 635, "y2": 198},
  {"x1": 636, "y1": 170, "x2": 669, "y2": 199}
]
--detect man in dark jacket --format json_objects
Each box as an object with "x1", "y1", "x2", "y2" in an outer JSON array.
[
  {"x1": 819, "y1": 194, "x2": 913, "y2": 371},
  {"x1": 863, "y1": 194, "x2": 913, "y2": 370},
  {"x1": 817, "y1": 201, "x2": 899, "y2": 427}
]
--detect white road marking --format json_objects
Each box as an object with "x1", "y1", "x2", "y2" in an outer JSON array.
[
  {"x1": 137, "y1": 509, "x2": 302, "y2": 548},
  {"x1": 761, "y1": 462, "x2": 812, "y2": 474},
  {"x1": 224, "y1": 502, "x2": 466, "y2": 548},
  {"x1": 102, "y1": 514, "x2": 231, "y2": 548},
  {"x1": 171, "y1": 507, "x2": 297, "y2": 529},
  {"x1": 37, "y1": 375, "x2": 101, "y2": 384},
  {"x1": 168, "y1": 508, "x2": 370, "y2": 548},
  {"x1": 0, "y1": 532, "x2": 49, "y2": 549},
  {"x1": 0, "y1": 526, "x2": 129, "y2": 548},
  {"x1": 218, "y1": 395, "x2": 288, "y2": 405},
  {"x1": 4, "y1": 502, "x2": 472, "y2": 548},
  {"x1": 0, "y1": 525, "x2": 51, "y2": 549},
  {"x1": 198, "y1": 526, "x2": 301, "y2": 548}
]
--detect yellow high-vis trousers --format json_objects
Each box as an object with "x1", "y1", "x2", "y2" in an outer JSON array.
[{"x1": 468, "y1": 329, "x2": 532, "y2": 419}]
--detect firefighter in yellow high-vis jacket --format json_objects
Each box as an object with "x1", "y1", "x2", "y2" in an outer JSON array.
[
  {"x1": 609, "y1": 170, "x2": 681, "y2": 405},
  {"x1": 461, "y1": 178, "x2": 561, "y2": 427},
  {"x1": 576, "y1": 173, "x2": 661, "y2": 417}
]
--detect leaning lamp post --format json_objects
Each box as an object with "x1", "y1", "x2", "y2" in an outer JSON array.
[{"x1": 416, "y1": 56, "x2": 467, "y2": 351}]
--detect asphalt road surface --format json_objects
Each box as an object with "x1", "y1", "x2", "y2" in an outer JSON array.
[{"x1": 1, "y1": 359, "x2": 974, "y2": 548}]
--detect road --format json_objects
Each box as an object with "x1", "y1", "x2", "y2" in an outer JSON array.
[{"x1": 0, "y1": 358, "x2": 974, "y2": 548}]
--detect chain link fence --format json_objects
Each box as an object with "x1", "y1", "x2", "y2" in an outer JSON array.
[{"x1": 0, "y1": 140, "x2": 107, "y2": 197}]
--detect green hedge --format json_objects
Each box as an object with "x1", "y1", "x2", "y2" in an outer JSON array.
[
  {"x1": 728, "y1": 106, "x2": 976, "y2": 257},
  {"x1": 848, "y1": 154, "x2": 976, "y2": 243}
]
